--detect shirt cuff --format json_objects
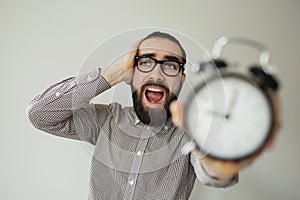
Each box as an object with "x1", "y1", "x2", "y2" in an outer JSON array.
[
  {"x1": 73, "y1": 68, "x2": 111, "y2": 103},
  {"x1": 190, "y1": 152, "x2": 238, "y2": 188},
  {"x1": 76, "y1": 68, "x2": 110, "y2": 90}
]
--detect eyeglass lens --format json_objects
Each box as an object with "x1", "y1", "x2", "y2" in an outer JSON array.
[{"x1": 136, "y1": 57, "x2": 182, "y2": 76}]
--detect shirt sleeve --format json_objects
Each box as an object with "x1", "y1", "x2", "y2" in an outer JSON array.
[
  {"x1": 26, "y1": 68, "x2": 111, "y2": 144},
  {"x1": 190, "y1": 152, "x2": 238, "y2": 188}
]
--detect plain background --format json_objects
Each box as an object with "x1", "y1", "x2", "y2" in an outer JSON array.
[{"x1": 1, "y1": 0, "x2": 299, "y2": 199}]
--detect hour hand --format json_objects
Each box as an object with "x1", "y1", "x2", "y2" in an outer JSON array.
[{"x1": 206, "y1": 109, "x2": 229, "y2": 119}]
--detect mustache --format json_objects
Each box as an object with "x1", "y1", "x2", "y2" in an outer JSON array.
[{"x1": 141, "y1": 80, "x2": 169, "y2": 92}]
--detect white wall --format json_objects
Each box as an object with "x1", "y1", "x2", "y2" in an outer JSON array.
[{"x1": 1, "y1": 0, "x2": 299, "y2": 199}]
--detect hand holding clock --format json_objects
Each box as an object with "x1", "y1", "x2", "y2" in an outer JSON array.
[{"x1": 170, "y1": 91, "x2": 281, "y2": 181}]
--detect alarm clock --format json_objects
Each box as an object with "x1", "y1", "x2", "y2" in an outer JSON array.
[{"x1": 183, "y1": 36, "x2": 280, "y2": 161}]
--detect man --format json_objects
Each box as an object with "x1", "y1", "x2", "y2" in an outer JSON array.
[{"x1": 27, "y1": 31, "x2": 280, "y2": 199}]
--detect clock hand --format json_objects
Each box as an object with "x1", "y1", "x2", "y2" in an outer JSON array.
[
  {"x1": 206, "y1": 109, "x2": 229, "y2": 119},
  {"x1": 226, "y1": 89, "x2": 240, "y2": 118}
]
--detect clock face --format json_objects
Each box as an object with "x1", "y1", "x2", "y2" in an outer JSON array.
[{"x1": 186, "y1": 74, "x2": 273, "y2": 160}]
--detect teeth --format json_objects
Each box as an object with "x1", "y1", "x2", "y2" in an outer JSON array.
[{"x1": 147, "y1": 88, "x2": 163, "y2": 92}]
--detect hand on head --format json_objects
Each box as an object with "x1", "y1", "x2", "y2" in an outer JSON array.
[{"x1": 101, "y1": 39, "x2": 142, "y2": 86}]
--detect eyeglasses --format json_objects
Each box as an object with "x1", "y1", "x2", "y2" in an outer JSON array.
[{"x1": 134, "y1": 55, "x2": 185, "y2": 77}]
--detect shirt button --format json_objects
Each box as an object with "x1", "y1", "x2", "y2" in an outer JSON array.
[
  {"x1": 55, "y1": 92, "x2": 61, "y2": 97},
  {"x1": 137, "y1": 151, "x2": 142, "y2": 156},
  {"x1": 87, "y1": 76, "x2": 92, "y2": 82},
  {"x1": 129, "y1": 180, "x2": 134, "y2": 185}
]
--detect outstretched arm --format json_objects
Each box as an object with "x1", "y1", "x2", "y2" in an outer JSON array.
[{"x1": 170, "y1": 92, "x2": 281, "y2": 185}]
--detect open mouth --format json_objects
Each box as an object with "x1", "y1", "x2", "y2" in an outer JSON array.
[{"x1": 144, "y1": 85, "x2": 166, "y2": 105}]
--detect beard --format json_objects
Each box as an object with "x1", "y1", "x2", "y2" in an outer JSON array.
[{"x1": 131, "y1": 81, "x2": 182, "y2": 127}]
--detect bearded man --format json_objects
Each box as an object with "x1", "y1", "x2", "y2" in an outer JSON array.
[{"x1": 28, "y1": 31, "x2": 279, "y2": 199}]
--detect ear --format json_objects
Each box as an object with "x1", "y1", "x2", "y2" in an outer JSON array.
[{"x1": 181, "y1": 73, "x2": 186, "y2": 83}]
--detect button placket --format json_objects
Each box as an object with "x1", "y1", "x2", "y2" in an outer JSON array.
[{"x1": 123, "y1": 130, "x2": 150, "y2": 199}]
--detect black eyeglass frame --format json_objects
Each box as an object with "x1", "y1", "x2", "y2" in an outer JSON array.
[{"x1": 134, "y1": 55, "x2": 185, "y2": 77}]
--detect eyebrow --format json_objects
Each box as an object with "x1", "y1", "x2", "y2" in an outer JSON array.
[
  {"x1": 163, "y1": 55, "x2": 181, "y2": 62},
  {"x1": 138, "y1": 53, "x2": 182, "y2": 63},
  {"x1": 139, "y1": 53, "x2": 156, "y2": 58}
]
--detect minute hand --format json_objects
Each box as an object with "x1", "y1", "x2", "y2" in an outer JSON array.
[{"x1": 226, "y1": 90, "x2": 240, "y2": 119}]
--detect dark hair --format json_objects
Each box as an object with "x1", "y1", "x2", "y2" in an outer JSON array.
[{"x1": 140, "y1": 31, "x2": 187, "y2": 64}]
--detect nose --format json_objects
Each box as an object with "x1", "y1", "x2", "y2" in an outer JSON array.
[{"x1": 147, "y1": 64, "x2": 166, "y2": 81}]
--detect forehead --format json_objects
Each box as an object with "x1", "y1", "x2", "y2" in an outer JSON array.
[{"x1": 138, "y1": 37, "x2": 182, "y2": 58}]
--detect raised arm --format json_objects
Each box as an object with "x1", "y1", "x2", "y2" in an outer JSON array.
[
  {"x1": 27, "y1": 40, "x2": 140, "y2": 144},
  {"x1": 26, "y1": 69, "x2": 111, "y2": 144}
]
